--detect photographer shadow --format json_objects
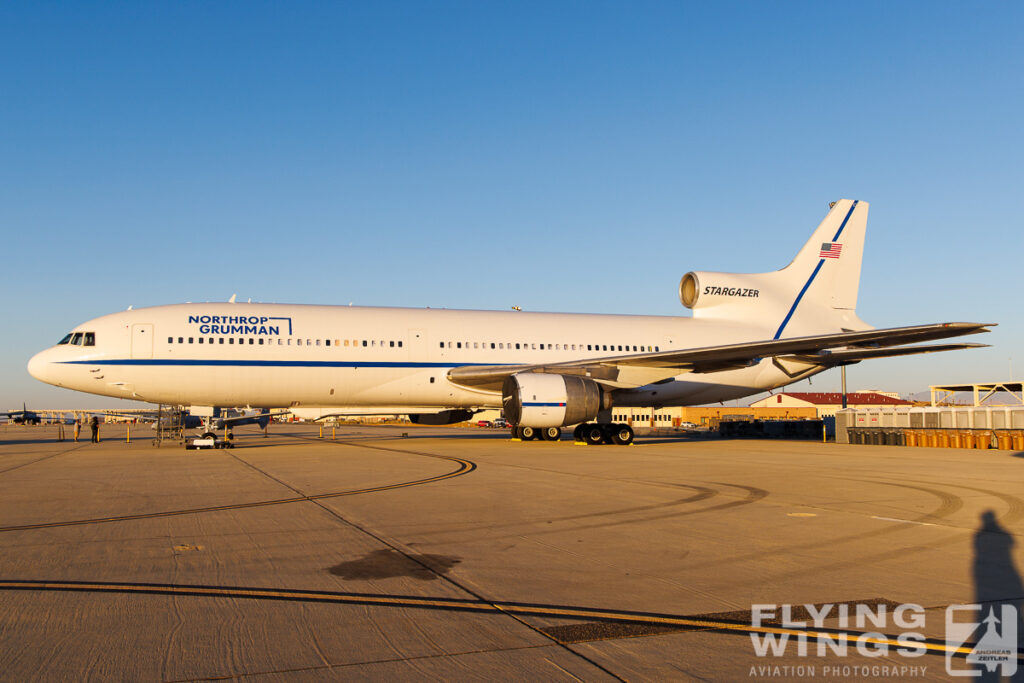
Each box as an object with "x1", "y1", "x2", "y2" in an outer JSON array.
[{"x1": 972, "y1": 510, "x2": 1024, "y2": 681}]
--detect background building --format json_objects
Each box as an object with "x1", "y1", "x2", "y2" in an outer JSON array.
[{"x1": 748, "y1": 392, "x2": 912, "y2": 418}]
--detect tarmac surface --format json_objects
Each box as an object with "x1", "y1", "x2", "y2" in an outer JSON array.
[{"x1": 0, "y1": 422, "x2": 1022, "y2": 682}]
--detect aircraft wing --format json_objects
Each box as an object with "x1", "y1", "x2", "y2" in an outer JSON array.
[
  {"x1": 447, "y1": 322, "x2": 994, "y2": 391},
  {"x1": 781, "y1": 343, "x2": 990, "y2": 366}
]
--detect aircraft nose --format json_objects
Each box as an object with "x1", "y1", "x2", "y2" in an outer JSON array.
[{"x1": 27, "y1": 350, "x2": 55, "y2": 385}]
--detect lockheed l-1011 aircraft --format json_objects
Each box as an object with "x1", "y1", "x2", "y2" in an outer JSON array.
[{"x1": 28, "y1": 200, "x2": 992, "y2": 445}]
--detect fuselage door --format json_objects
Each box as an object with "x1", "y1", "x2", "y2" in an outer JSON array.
[
  {"x1": 131, "y1": 323, "x2": 154, "y2": 359},
  {"x1": 408, "y1": 329, "x2": 424, "y2": 361}
]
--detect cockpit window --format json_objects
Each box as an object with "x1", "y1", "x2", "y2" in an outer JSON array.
[
  {"x1": 84, "y1": 332, "x2": 95, "y2": 346},
  {"x1": 71, "y1": 333, "x2": 84, "y2": 345},
  {"x1": 58, "y1": 333, "x2": 72, "y2": 345}
]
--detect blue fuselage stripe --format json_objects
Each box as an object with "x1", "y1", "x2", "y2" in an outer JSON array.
[
  {"x1": 523, "y1": 402, "x2": 565, "y2": 407},
  {"x1": 773, "y1": 200, "x2": 858, "y2": 340},
  {"x1": 59, "y1": 359, "x2": 498, "y2": 369}
]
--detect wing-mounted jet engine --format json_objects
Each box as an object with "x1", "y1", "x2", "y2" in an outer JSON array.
[{"x1": 501, "y1": 373, "x2": 630, "y2": 444}]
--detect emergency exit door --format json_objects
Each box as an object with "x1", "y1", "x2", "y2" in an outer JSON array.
[{"x1": 131, "y1": 324, "x2": 153, "y2": 359}]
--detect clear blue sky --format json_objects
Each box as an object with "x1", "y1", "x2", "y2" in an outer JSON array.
[{"x1": 2, "y1": 1, "x2": 1021, "y2": 407}]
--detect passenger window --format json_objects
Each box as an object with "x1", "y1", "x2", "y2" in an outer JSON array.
[
  {"x1": 316, "y1": 340, "x2": 321, "y2": 346},
  {"x1": 298, "y1": 339, "x2": 303, "y2": 346},
  {"x1": 655, "y1": 346, "x2": 660, "y2": 352},
  {"x1": 618, "y1": 345, "x2": 622, "y2": 351},
  {"x1": 259, "y1": 338, "x2": 264, "y2": 345},
  {"x1": 390, "y1": 341, "x2": 394, "y2": 347},
  {"x1": 490, "y1": 343, "x2": 495, "y2": 349},
  {"x1": 58, "y1": 333, "x2": 72, "y2": 345},
  {"x1": 324, "y1": 340, "x2": 329, "y2": 347},
  {"x1": 474, "y1": 342, "x2": 478, "y2": 349},
  {"x1": 199, "y1": 338, "x2": 204, "y2": 344},
  {"x1": 515, "y1": 343, "x2": 520, "y2": 349},
  {"x1": 587, "y1": 345, "x2": 591, "y2": 351},
  {"x1": 457, "y1": 342, "x2": 462, "y2": 349},
  {"x1": 540, "y1": 344, "x2": 544, "y2": 350},
  {"x1": 188, "y1": 337, "x2": 194, "y2": 344},
  {"x1": 239, "y1": 338, "x2": 245, "y2": 345},
  {"x1": 398, "y1": 341, "x2": 403, "y2": 347},
  {"x1": 229, "y1": 338, "x2": 234, "y2": 344},
  {"x1": 372, "y1": 340, "x2": 377, "y2": 347},
  {"x1": 362, "y1": 340, "x2": 367, "y2": 347},
  {"x1": 168, "y1": 337, "x2": 173, "y2": 344},
  {"x1": 219, "y1": 338, "x2": 225, "y2": 344},
  {"x1": 307, "y1": 339, "x2": 312, "y2": 346},
  {"x1": 178, "y1": 337, "x2": 184, "y2": 344},
  {"x1": 84, "y1": 332, "x2": 95, "y2": 346}
]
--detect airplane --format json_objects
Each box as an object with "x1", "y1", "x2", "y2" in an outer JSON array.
[
  {"x1": 27, "y1": 200, "x2": 992, "y2": 446},
  {"x1": 2, "y1": 403, "x2": 42, "y2": 425}
]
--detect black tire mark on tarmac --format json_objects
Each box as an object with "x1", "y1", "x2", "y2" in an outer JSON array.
[
  {"x1": 0, "y1": 438, "x2": 475, "y2": 534},
  {"x1": 224, "y1": 447, "x2": 627, "y2": 682},
  {"x1": 0, "y1": 580, "x2": 988, "y2": 662},
  {"x1": 0, "y1": 442, "x2": 91, "y2": 475},
  {"x1": 676, "y1": 477, "x2": 968, "y2": 575}
]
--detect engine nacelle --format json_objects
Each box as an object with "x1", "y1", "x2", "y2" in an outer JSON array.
[
  {"x1": 679, "y1": 271, "x2": 767, "y2": 310},
  {"x1": 502, "y1": 373, "x2": 611, "y2": 428},
  {"x1": 409, "y1": 410, "x2": 475, "y2": 425}
]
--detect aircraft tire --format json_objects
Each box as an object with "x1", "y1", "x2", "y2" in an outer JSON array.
[
  {"x1": 519, "y1": 426, "x2": 536, "y2": 440},
  {"x1": 541, "y1": 426, "x2": 561, "y2": 441},
  {"x1": 582, "y1": 424, "x2": 605, "y2": 446},
  {"x1": 609, "y1": 424, "x2": 634, "y2": 446},
  {"x1": 200, "y1": 432, "x2": 217, "y2": 441},
  {"x1": 573, "y1": 424, "x2": 585, "y2": 442}
]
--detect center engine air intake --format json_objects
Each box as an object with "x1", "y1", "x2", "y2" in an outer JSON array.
[
  {"x1": 678, "y1": 271, "x2": 767, "y2": 311},
  {"x1": 502, "y1": 373, "x2": 611, "y2": 428}
]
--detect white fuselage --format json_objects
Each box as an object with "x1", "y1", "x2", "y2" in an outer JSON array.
[{"x1": 28, "y1": 303, "x2": 823, "y2": 411}]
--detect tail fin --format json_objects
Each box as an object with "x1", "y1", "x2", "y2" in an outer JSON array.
[{"x1": 678, "y1": 199, "x2": 871, "y2": 337}]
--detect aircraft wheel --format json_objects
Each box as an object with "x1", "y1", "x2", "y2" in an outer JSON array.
[
  {"x1": 573, "y1": 424, "x2": 585, "y2": 442},
  {"x1": 519, "y1": 426, "x2": 536, "y2": 440},
  {"x1": 201, "y1": 432, "x2": 217, "y2": 441},
  {"x1": 582, "y1": 424, "x2": 605, "y2": 446},
  {"x1": 609, "y1": 424, "x2": 634, "y2": 446},
  {"x1": 541, "y1": 426, "x2": 561, "y2": 441}
]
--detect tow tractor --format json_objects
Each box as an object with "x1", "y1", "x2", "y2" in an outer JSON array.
[{"x1": 186, "y1": 431, "x2": 234, "y2": 450}]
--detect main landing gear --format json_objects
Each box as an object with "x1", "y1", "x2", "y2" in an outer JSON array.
[
  {"x1": 512, "y1": 423, "x2": 633, "y2": 445},
  {"x1": 513, "y1": 426, "x2": 562, "y2": 441}
]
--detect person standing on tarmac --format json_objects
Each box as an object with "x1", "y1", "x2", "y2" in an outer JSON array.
[
  {"x1": 73, "y1": 418, "x2": 81, "y2": 442},
  {"x1": 90, "y1": 415, "x2": 99, "y2": 443}
]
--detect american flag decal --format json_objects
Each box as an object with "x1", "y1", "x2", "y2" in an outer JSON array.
[{"x1": 819, "y1": 242, "x2": 842, "y2": 259}]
